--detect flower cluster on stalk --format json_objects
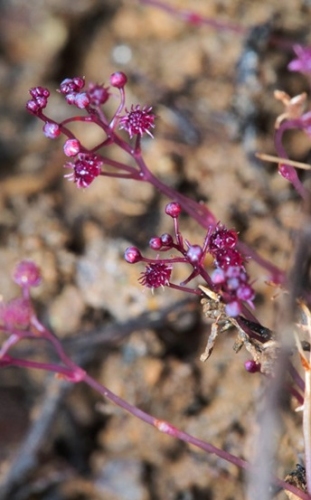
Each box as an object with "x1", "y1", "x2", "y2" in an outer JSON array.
[
  {"x1": 119, "y1": 105, "x2": 155, "y2": 138},
  {"x1": 64, "y1": 153, "x2": 103, "y2": 189},
  {"x1": 0, "y1": 261, "x2": 41, "y2": 330},
  {"x1": 26, "y1": 86, "x2": 50, "y2": 114},
  {"x1": 26, "y1": 72, "x2": 156, "y2": 190},
  {"x1": 125, "y1": 202, "x2": 255, "y2": 316}
]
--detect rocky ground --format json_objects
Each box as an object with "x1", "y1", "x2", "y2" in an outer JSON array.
[{"x1": 0, "y1": 1, "x2": 311, "y2": 499}]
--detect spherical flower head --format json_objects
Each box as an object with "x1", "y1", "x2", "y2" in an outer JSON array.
[
  {"x1": 225, "y1": 265, "x2": 247, "y2": 281},
  {"x1": 65, "y1": 93, "x2": 78, "y2": 105},
  {"x1": 215, "y1": 248, "x2": 243, "y2": 270},
  {"x1": 64, "y1": 153, "x2": 103, "y2": 189},
  {"x1": 288, "y1": 45, "x2": 311, "y2": 74},
  {"x1": 186, "y1": 245, "x2": 203, "y2": 264},
  {"x1": 13, "y1": 260, "x2": 41, "y2": 289},
  {"x1": 29, "y1": 86, "x2": 50, "y2": 100},
  {"x1": 236, "y1": 283, "x2": 255, "y2": 302},
  {"x1": 43, "y1": 122, "x2": 61, "y2": 139},
  {"x1": 0, "y1": 297, "x2": 32, "y2": 328},
  {"x1": 110, "y1": 72, "x2": 128, "y2": 89},
  {"x1": 149, "y1": 237, "x2": 162, "y2": 250},
  {"x1": 63, "y1": 139, "x2": 81, "y2": 157},
  {"x1": 26, "y1": 100, "x2": 43, "y2": 114},
  {"x1": 87, "y1": 83, "x2": 110, "y2": 106},
  {"x1": 244, "y1": 360, "x2": 261, "y2": 373},
  {"x1": 74, "y1": 92, "x2": 91, "y2": 109},
  {"x1": 139, "y1": 262, "x2": 172, "y2": 289},
  {"x1": 26, "y1": 86, "x2": 50, "y2": 114},
  {"x1": 119, "y1": 105, "x2": 155, "y2": 138},
  {"x1": 225, "y1": 300, "x2": 241, "y2": 317},
  {"x1": 211, "y1": 268, "x2": 225, "y2": 285},
  {"x1": 124, "y1": 247, "x2": 142, "y2": 263},
  {"x1": 209, "y1": 225, "x2": 238, "y2": 255},
  {"x1": 160, "y1": 233, "x2": 174, "y2": 247},
  {"x1": 165, "y1": 202, "x2": 181, "y2": 218},
  {"x1": 59, "y1": 77, "x2": 85, "y2": 95},
  {"x1": 224, "y1": 265, "x2": 247, "y2": 292}
]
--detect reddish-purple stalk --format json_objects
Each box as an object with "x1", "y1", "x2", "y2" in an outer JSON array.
[
  {"x1": 22, "y1": 29, "x2": 311, "y2": 496},
  {"x1": 25, "y1": 73, "x2": 307, "y2": 384},
  {"x1": 125, "y1": 202, "x2": 260, "y2": 320},
  {"x1": 137, "y1": 0, "x2": 310, "y2": 56},
  {"x1": 0, "y1": 298, "x2": 309, "y2": 499},
  {"x1": 0, "y1": 259, "x2": 307, "y2": 496},
  {"x1": 26, "y1": 78, "x2": 284, "y2": 285},
  {"x1": 0, "y1": 341, "x2": 309, "y2": 498},
  {"x1": 274, "y1": 118, "x2": 311, "y2": 200},
  {"x1": 138, "y1": 0, "x2": 246, "y2": 34}
]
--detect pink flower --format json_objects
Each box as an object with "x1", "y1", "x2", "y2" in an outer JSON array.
[
  {"x1": 119, "y1": 105, "x2": 155, "y2": 138},
  {"x1": 59, "y1": 77, "x2": 85, "y2": 95},
  {"x1": 288, "y1": 45, "x2": 311, "y2": 74},
  {"x1": 87, "y1": 83, "x2": 110, "y2": 106},
  {"x1": 139, "y1": 263, "x2": 172, "y2": 288},
  {"x1": 43, "y1": 122, "x2": 61, "y2": 139},
  {"x1": 64, "y1": 153, "x2": 103, "y2": 188},
  {"x1": 63, "y1": 139, "x2": 81, "y2": 157},
  {"x1": 110, "y1": 72, "x2": 128, "y2": 89},
  {"x1": 26, "y1": 87, "x2": 50, "y2": 114},
  {"x1": 0, "y1": 297, "x2": 32, "y2": 328},
  {"x1": 13, "y1": 260, "x2": 41, "y2": 288},
  {"x1": 124, "y1": 247, "x2": 142, "y2": 263}
]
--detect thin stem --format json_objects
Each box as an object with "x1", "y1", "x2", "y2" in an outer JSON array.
[
  {"x1": 138, "y1": 0, "x2": 246, "y2": 34},
  {"x1": 168, "y1": 282, "x2": 201, "y2": 295},
  {"x1": 2, "y1": 348, "x2": 309, "y2": 499},
  {"x1": 89, "y1": 115, "x2": 133, "y2": 155},
  {"x1": 38, "y1": 113, "x2": 77, "y2": 141},
  {"x1": 83, "y1": 371, "x2": 250, "y2": 467},
  {"x1": 100, "y1": 171, "x2": 141, "y2": 179},
  {"x1": 237, "y1": 241, "x2": 285, "y2": 284},
  {"x1": 274, "y1": 121, "x2": 309, "y2": 200},
  {"x1": 30, "y1": 316, "x2": 78, "y2": 372},
  {"x1": 135, "y1": 153, "x2": 284, "y2": 282},
  {"x1": 303, "y1": 365, "x2": 311, "y2": 494},
  {"x1": 289, "y1": 362, "x2": 305, "y2": 392},
  {"x1": 135, "y1": 153, "x2": 217, "y2": 225},
  {"x1": 0, "y1": 355, "x2": 76, "y2": 378},
  {"x1": 109, "y1": 87, "x2": 126, "y2": 129},
  {"x1": 0, "y1": 334, "x2": 20, "y2": 358},
  {"x1": 98, "y1": 155, "x2": 141, "y2": 176},
  {"x1": 286, "y1": 384, "x2": 304, "y2": 405}
]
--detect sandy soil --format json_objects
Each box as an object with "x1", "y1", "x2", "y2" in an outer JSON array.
[{"x1": 0, "y1": 1, "x2": 311, "y2": 499}]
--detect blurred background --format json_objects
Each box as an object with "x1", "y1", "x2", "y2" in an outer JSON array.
[{"x1": 0, "y1": 1, "x2": 310, "y2": 498}]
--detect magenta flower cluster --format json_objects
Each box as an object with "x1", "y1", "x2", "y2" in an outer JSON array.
[
  {"x1": 64, "y1": 153, "x2": 103, "y2": 189},
  {"x1": 288, "y1": 44, "x2": 311, "y2": 74},
  {"x1": 119, "y1": 105, "x2": 155, "y2": 138},
  {"x1": 26, "y1": 86, "x2": 50, "y2": 114},
  {"x1": 208, "y1": 225, "x2": 255, "y2": 315},
  {"x1": 0, "y1": 261, "x2": 41, "y2": 330},
  {"x1": 13, "y1": 260, "x2": 42, "y2": 289},
  {"x1": 139, "y1": 262, "x2": 173, "y2": 288},
  {"x1": 125, "y1": 202, "x2": 254, "y2": 316},
  {"x1": 26, "y1": 72, "x2": 156, "y2": 189}
]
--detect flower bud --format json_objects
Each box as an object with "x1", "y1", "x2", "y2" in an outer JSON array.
[
  {"x1": 43, "y1": 122, "x2": 61, "y2": 139},
  {"x1": 110, "y1": 72, "x2": 128, "y2": 88},
  {"x1": 124, "y1": 247, "x2": 142, "y2": 263},
  {"x1": 165, "y1": 202, "x2": 181, "y2": 218},
  {"x1": 13, "y1": 260, "x2": 41, "y2": 288},
  {"x1": 186, "y1": 245, "x2": 203, "y2": 264},
  {"x1": 64, "y1": 139, "x2": 81, "y2": 157},
  {"x1": 149, "y1": 237, "x2": 162, "y2": 250}
]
